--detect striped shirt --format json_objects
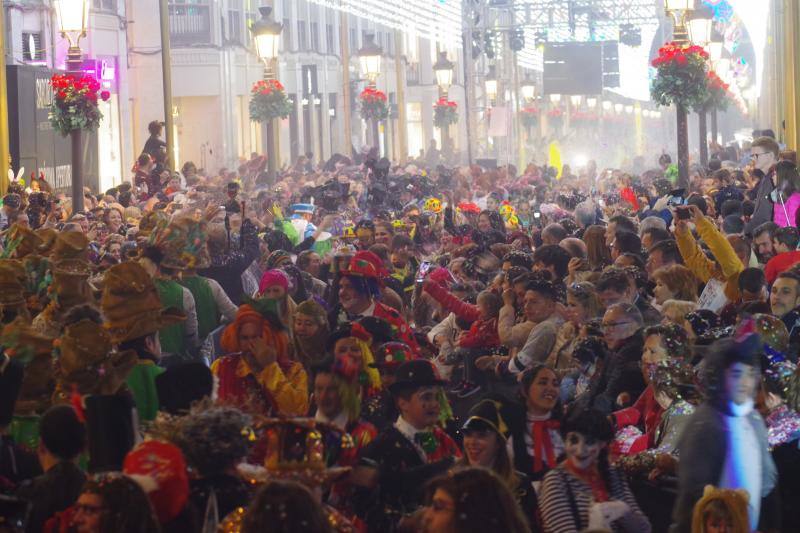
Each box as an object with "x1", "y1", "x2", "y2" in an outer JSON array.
[{"x1": 539, "y1": 463, "x2": 652, "y2": 533}]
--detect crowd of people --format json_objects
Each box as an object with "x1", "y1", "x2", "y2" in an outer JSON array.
[{"x1": 1, "y1": 129, "x2": 800, "y2": 533}]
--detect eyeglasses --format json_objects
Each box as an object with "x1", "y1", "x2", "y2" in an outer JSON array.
[{"x1": 601, "y1": 321, "x2": 632, "y2": 330}]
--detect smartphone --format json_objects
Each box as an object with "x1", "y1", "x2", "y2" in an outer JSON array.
[
  {"x1": 416, "y1": 261, "x2": 432, "y2": 283},
  {"x1": 533, "y1": 212, "x2": 541, "y2": 219},
  {"x1": 675, "y1": 206, "x2": 691, "y2": 220},
  {"x1": 668, "y1": 188, "x2": 686, "y2": 207}
]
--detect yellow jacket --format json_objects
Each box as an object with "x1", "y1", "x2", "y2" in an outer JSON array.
[
  {"x1": 211, "y1": 356, "x2": 309, "y2": 416},
  {"x1": 675, "y1": 216, "x2": 743, "y2": 302}
]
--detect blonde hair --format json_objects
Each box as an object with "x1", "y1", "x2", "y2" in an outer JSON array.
[
  {"x1": 653, "y1": 265, "x2": 699, "y2": 302},
  {"x1": 662, "y1": 299, "x2": 698, "y2": 325}
]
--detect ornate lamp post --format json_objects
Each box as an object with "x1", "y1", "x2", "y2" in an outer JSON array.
[
  {"x1": 688, "y1": 9, "x2": 713, "y2": 166},
  {"x1": 251, "y1": 7, "x2": 283, "y2": 183},
  {"x1": 665, "y1": 0, "x2": 693, "y2": 188},
  {"x1": 55, "y1": 0, "x2": 90, "y2": 212},
  {"x1": 358, "y1": 33, "x2": 383, "y2": 151},
  {"x1": 433, "y1": 51, "x2": 454, "y2": 98},
  {"x1": 708, "y1": 31, "x2": 724, "y2": 144},
  {"x1": 520, "y1": 78, "x2": 536, "y2": 103},
  {"x1": 433, "y1": 51, "x2": 455, "y2": 156}
]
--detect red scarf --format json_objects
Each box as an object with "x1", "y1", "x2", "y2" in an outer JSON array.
[
  {"x1": 564, "y1": 459, "x2": 609, "y2": 502},
  {"x1": 531, "y1": 419, "x2": 560, "y2": 473}
]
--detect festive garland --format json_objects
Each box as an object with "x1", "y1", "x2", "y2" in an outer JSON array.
[
  {"x1": 249, "y1": 79, "x2": 293, "y2": 123},
  {"x1": 519, "y1": 107, "x2": 539, "y2": 129},
  {"x1": 359, "y1": 87, "x2": 389, "y2": 121},
  {"x1": 704, "y1": 70, "x2": 731, "y2": 112},
  {"x1": 49, "y1": 74, "x2": 109, "y2": 136},
  {"x1": 433, "y1": 97, "x2": 458, "y2": 128},
  {"x1": 650, "y1": 42, "x2": 710, "y2": 110}
]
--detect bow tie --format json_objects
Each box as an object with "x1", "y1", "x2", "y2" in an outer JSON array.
[{"x1": 414, "y1": 431, "x2": 438, "y2": 454}]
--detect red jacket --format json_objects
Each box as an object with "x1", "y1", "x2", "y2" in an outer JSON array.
[
  {"x1": 423, "y1": 281, "x2": 500, "y2": 349},
  {"x1": 611, "y1": 385, "x2": 663, "y2": 455}
]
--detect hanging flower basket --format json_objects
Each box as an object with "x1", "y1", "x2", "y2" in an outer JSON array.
[
  {"x1": 49, "y1": 74, "x2": 109, "y2": 136},
  {"x1": 519, "y1": 107, "x2": 539, "y2": 129},
  {"x1": 705, "y1": 71, "x2": 731, "y2": 112},
  {"x1": 249, "y1": 79, "x2": 293, "y2": 123},
  {"x1": 433, "y1": 97, "x2": 458, "y2": 129},
  {"x1": 359, "y1": 87, "x2": 389, "y2": 121},
  {"x1": 650, "y1": 42, "x2": 709, "y2": 110}
]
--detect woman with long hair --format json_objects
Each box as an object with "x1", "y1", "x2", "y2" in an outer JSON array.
[
  {"x1": 422, "y1": 467, "x2": 531, "y2": 533},
  {"x1": 292, "y1": 299, "x2": 330, "y2": 370},
  {"x1": 773, "y1": 160, "x2": 800, "y2": 227},
  {"x1": 507, "y1": 364, "x2": 564, "y2": 481},
  {"x1": 546, "y1": 282, "x2": 604, "y2": 374},
  {"x1": 584, "y1": 225, "x2": 612, "y2": 271},
  {"x1": 539, "y1": 409, "x2": 651, "y2": 533},
  {"x1": 458, "y1": 399, "x2": 538, "y2": 522}
]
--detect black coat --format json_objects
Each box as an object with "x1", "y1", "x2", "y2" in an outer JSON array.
[
  {"x1": 576, "y1": 331, "x2": 645, "y2": 415},
  {"x1": 17, "y1": 461, "x2": 86, "y2": 533},
  {"x1": 355, "y1": 427, "x2": 455, "y2": 531}
]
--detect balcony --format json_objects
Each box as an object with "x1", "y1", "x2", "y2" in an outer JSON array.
[{"x1": 169, "y1": 2, "x2": 212, "y2": 47}]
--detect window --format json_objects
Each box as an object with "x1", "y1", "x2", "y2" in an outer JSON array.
[
  {"x1": 92, "y1": 0, "x2": 117, "y2": 10},
  {"x1": 326, "y1": 24, "x2": 336, "y2": 55},
  {"x1": 310, "y1": 22, "x2": 320, "y2": 52},
  {"x1": 21, "y1": 32, "x2": 45, "y2": 63},
  {"x1": 283, "y1": 18, "x2": 292, "y2": 51},
  {"x1": 297, "y1": 20, "x2": 308, "y2": 51},
  {"x1": 227, "y1": 9, "x2": 242, "y2": 44}
]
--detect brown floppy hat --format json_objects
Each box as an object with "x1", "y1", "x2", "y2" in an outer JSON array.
[
  {"x1": 1, "y1": 317, "x2": 55, "y2": 414},
  {"x1": 101, "y1": 262, "x2": 185, "y2": 344},
  {"x1": 52, "y1": 318, "x2": 138, "y2": 401},
  {"x1": 51, "y1": 231, "x2": 90, "y2": 263},
  {"x1": 0, "y1": 261, "x2": 26, "y2": 307},
  {"x1": 34, "y1": 228, "x2": 58, "y2": 256},
  {"x1": 4, "y1": 224, "x2": 43, "y2": 258}
]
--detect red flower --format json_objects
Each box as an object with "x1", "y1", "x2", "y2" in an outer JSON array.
[
  {"x1": 100, "y1": 90, "x2": 111, "y2": 101},
  {"x1": 676, "y1": 55, "x2": 687, "y2": 65},
  {"x1": 57, "y1": 90, "x2": 67, "y2": 99}
]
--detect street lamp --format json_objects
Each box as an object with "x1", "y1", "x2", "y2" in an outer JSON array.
[
  {"x1": 520, "y1": 78, "x2": 536, "y2": 102},
  {"x1": 586, "y1": 97, "x2": 597, "y2": 109},
  {"x1": 252, "y1": 6, "x2": 283, "y2": 77},
  {"x1": 665, "y1": 0, "x2": 695, "y2": 188},
  {"x1": 624, "y1": 105, "x2": 634, "y2": 114},
  {"x1": 549, "y1": 93, "x2": 561, "y2": 104},
  {"x1": 251, "y1": 6, "x2": 283, "y2": 183},
  {"x1": 688, "y1": 8, "x2": 714, "y2": 167},
  {"x1": 433, "y1": 51, "x2": 455, "y2": 97},
  {"x1": 358, "y1": 33, "x2": 383, "y2": 86},
  {"x1": 570, "y1": 95, "x2": 582, "y2": 107},
  {"x1": 614, "y1": 103, "x2": 624, "y2": 114},
  {"x1": 55, "y1": 0, "x2": 90, "y2": 213},
  {"x1": 687, "y1": 10, "x2": 713, "y2": 47},
  {"x1": 602, "y1": 100, "x2": 612, "y2": 112},
  {"x1": 708, "y1": 31, "x2": 724, "y2": 62},
  {"x1": 665, "y1": 0, "x2": 692, "y2": 43},
  {"x1": 55, "y1": 0, "x2": 90, "y2": 72}
]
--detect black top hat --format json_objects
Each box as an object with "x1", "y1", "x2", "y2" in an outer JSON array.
[
  {"x1": 388, "y1": 360, "x2": 446, "y2": 395},
  {"x1": 461, "y1": 399, "x2": 509, "y2": 439}
]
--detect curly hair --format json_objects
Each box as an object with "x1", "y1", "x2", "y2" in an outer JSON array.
[
  {"x1": 652, "y1": 264, "x2": 699, "y2": 302},
  {"x1": 81, "y1": 473, "x2": 161, "y2": 533},
  {"x1": 425, "y1": 467, "x2": 531, "y2": 533},
  {"x1": 173, "y1": 405, "x2": 253, "y2": 477},
  {"x1": 242, "y1": 480, "x2": 331, "y2": 533}
]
